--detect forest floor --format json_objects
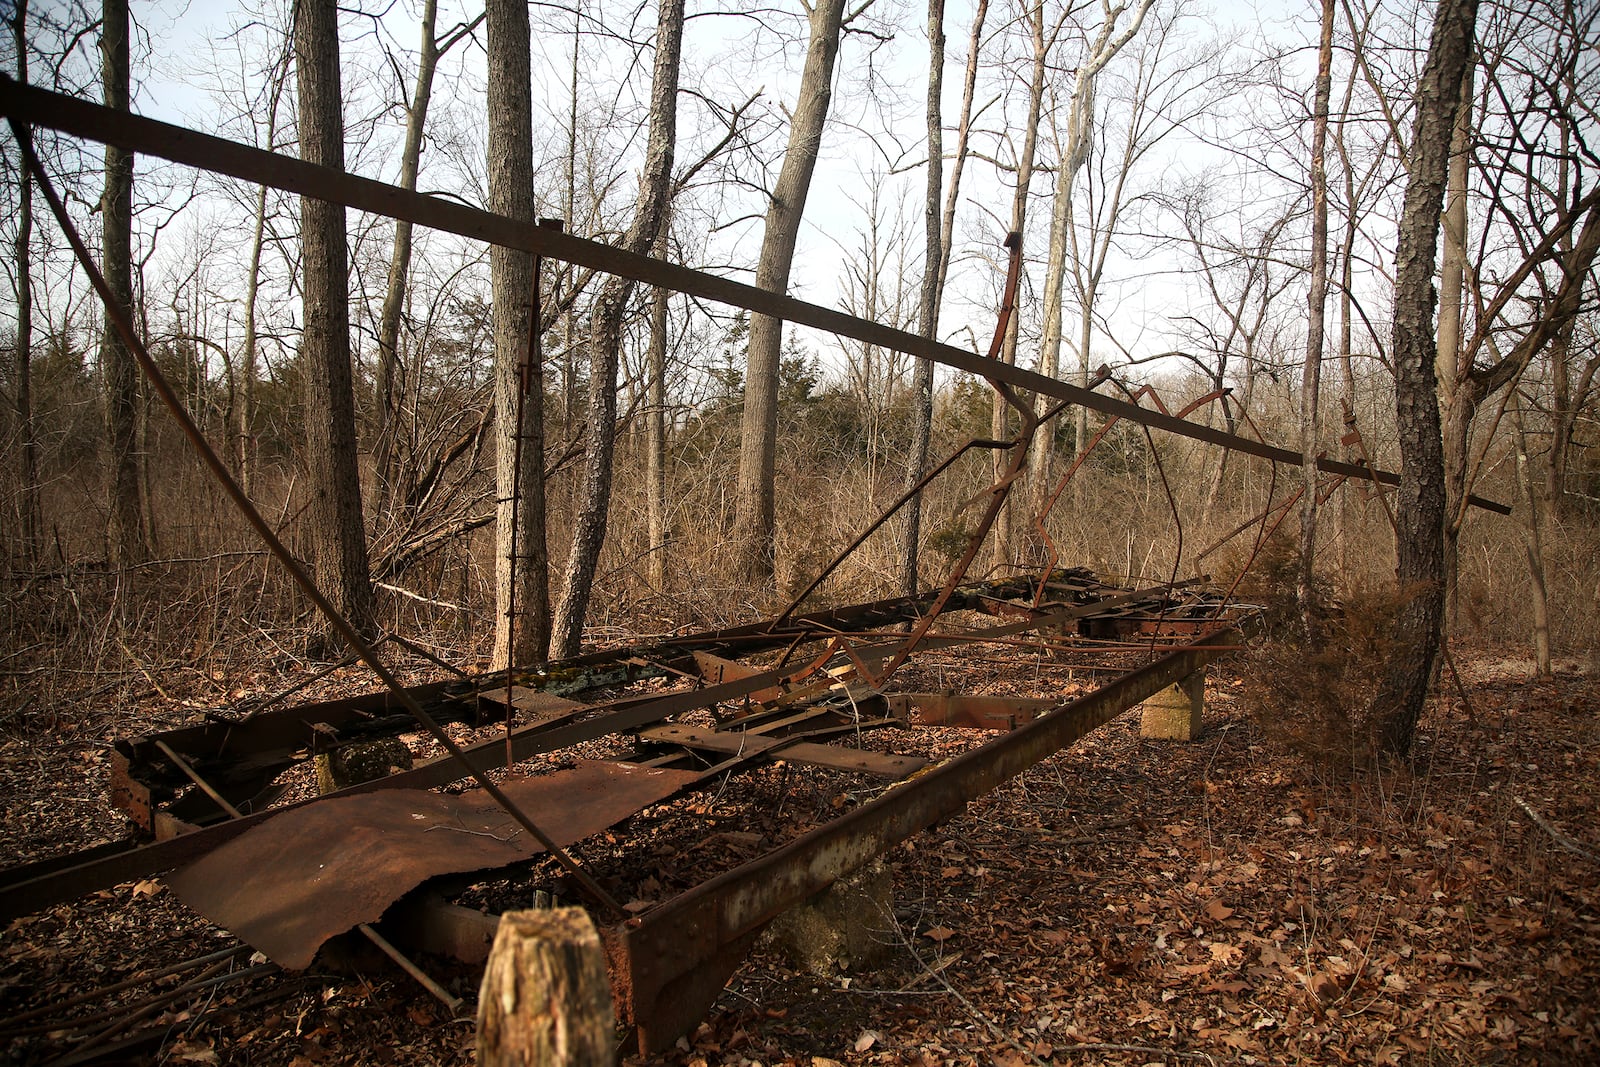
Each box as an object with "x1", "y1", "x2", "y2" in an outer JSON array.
[{"x1": 2, "y1": 644, "x2": 1598, "y2": 1066}]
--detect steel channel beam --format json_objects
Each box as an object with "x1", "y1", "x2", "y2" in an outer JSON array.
[
  {"x1": 0, "y1": 78, "x2": 1509, "y2": 516},
  {"x1": 606, "y1": 629, "x2": 1236, "y2": 1053}
]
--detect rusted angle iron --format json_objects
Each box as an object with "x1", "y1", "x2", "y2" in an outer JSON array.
[
  {"x1": 606, "y1": 628, "x2": 1238, "y2": 1053},
  {"x1": 0, "y1": 77, "x2": 1510, "y2": 516}
]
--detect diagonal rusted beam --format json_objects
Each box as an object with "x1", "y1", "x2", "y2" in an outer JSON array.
[{"x1": 0, "y1": 76, "x2": 1509, "y2": 515}]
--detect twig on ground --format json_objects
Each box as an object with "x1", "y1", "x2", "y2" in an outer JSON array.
[{"x1": 1513, "y1": 794, "x2": 1600, "y2": 864}]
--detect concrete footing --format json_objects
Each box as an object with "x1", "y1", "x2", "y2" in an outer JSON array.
[{"x1": 1139, "y1": 670, "x2": 1205, "y2": 740}]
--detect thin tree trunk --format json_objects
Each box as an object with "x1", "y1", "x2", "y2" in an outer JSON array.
[
  {"x1": 100, "y1": 0, "x2": 145, "y2": 567},
  {"x1": 904, "y1": 0, "x2": 947, "y2": 597},
  {"x1": 238, "y1": 48, "x2": 289, "y2": 495},
  {"x1": 374, "y1": 0, "x2": 442, "y2": 514},
  {"x1": 989, "y1": 0, "x2": 1046, "y2": 572},
  {"x1": 549, "y1": 0, "x2": 683, "y2": 659},
  {"x1": 296, "y1": 0, "x2": 375, "y2": 649},
  {"x1": 733, "y1": 0, "x2": 849, "y2": 591},
  {"x1": 1508, "y1": 397, "x2": 1551, "y2": 676},
  {"x1": 487, "y1": 0, "x2": 549, "y2": 669},
  {"x1": 645, "y1": 231, "x2": 670, "y2": 592},
  {"x1": 1299, "y1": 0, "x2": 1335, "y2": 634},
  {"x1": 1372, "y1": 0, "x2": 1479, "y2": 758},
  {"x1": 1036, "y1": 0, "x2": 1155, "y2": 544},
  {"x1": 1436, "y1": 55, "x2": 1473, "y2": 630},
  {"x1": 12, "y1": 0, "x2": 39, "y2": 565}
]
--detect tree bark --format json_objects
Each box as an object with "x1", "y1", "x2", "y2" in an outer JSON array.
[
  {"x1": 476, "y1": 908, "x2": 615, "y2": 1067},
  {"x1": 549, "y1": 0, "x2": 683, "y2": 659},
  {"x1": 1298, "y1": 0, "x2": 1335, "y2": 634},
  {"x1": 100, "y1": 0, "x2": 145, "y2": 567},
  {"x1": 732, "y1": 0, "x2": 849, "y2": 591},
  {"x1": 487, "y1": 0, "x2": 550, "y2": 669},
  {"x1": 295, "y1": 0, "x2": 375, "y2": 649},
  {"x1": 1372, "y1": 0, "x2": 1479, "y2": 758}
]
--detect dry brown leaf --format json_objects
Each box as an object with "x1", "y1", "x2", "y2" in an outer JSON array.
[{"x1": 923, "y1": 925, "x2": 956, "y2": 943}]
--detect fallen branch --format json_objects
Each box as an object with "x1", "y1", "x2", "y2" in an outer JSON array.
[{"x1": 1513, "y1": 794, "x2": 1600, "y2": 864}]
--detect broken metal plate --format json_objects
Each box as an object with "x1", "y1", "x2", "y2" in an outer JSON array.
[{"x1": 166, "y1": 760, "x2": 699, "y2": 969}]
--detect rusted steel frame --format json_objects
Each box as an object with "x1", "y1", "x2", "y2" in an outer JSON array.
[
  {"x1": 1029, "y1": 388, "x2": 1229, "y2": 609},
  {"x1": 0, "y1": 79, "x2": 1508, "y2": 514},
  {"x1": 9, "y1": 129, "x2": 628, "y2": 924},
  {"x1": 607, "y1": 628, "x2": 1237, "y2": 1053},
  {"x1": 0, "y1": 622, "x2": 912, "y2": 922}
]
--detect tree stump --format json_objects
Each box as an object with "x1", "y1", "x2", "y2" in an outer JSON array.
[
  {"x1": 477, "y1": 907, "x2": 615, "y2": 1067},
  {"x1": 314, "y1": 737, "x2": 413, "y2": 794}
]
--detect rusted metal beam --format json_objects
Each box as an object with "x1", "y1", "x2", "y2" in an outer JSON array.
[
  {"x1": 0, "y1": 77, "x2": 1510, "y2": 515},
  {"x1": 606, "y1": 629, "x2": 1236, "y2": 1053}
]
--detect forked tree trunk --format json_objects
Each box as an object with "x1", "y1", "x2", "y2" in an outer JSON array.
[
  {"x1": 549, "y1": 0, "x2": 683, "y2": 659},
  {"x1": 296, "y1": 0, "x2": 375, "y2": 649},
  {"x1": 733, "y1": 0, "x2": 848, "y2": 592},
  {"x1": 487, "y1": 0, "x2": 550, "y2": 669},
  {"x1": 100, "y1": 0, "x2": 145, "y2": 567},
  {"x1": 1372, "y1": 0, "x2": 1479, "y2": 758}
]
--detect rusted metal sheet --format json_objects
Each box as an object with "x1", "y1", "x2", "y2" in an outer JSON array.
[
  {"x1": 888, "y1": 692, "x2": 1064, "y2": 731},
  {"x1": 606, "y1": 630, "x2": 1234, "y2": 1053},
  {"x1": 166, "y1": 761, "x2": 700, "y2": 970}
]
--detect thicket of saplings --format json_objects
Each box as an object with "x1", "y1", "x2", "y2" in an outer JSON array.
[{"x1": 1, "y1": 341, "x2": 1594, "y2": 759}]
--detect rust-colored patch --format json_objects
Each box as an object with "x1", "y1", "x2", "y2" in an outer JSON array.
[{"x1": 166, "y1": 761, "x2": 698, "y2": 969}]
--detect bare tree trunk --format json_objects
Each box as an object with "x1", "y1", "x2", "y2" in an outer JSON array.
[
  {"x1": 374, "y1": 0, "x2": 442, "y2": 514},
  {"x1": 732, "y1": 0, "x2": 849, "y2": 591},
  {"x1": 1298, "y1": 0, "x2": 1335, "y2": 634},
  {"x1": 238, "y1": 48, "x2": 289, "y2": 495},
  {"x1": 100, "y1": 0, "x2": 145, "y2": 567},
  {"x1": 645, "y1": 232, "x2": 670, "y2": 592},
  {"x1": 1508, "y1": 396, "x2": 1551, "y2": 676},
  {"x1": 989, "y1": 0, "x2": 1047, "y2": 572},
  {"x1": 1373, "y1": 0, "x2": 1478, "y2": 759},
  {"x1": 1436, "y1": 56, "x2": 1473, "y2": 630},
  {"x1": 296, "y1": 0, "x2": 375, "y2": 649},
  {"x1": 487, "y1": 0, "x2": 549, "y2": 669},
  {"x1": 904, "y1": 0, "x2": 947, "y2": 597},
  {"x1": 12, "y1": 0, "x2": 39, "y2": 565},
  {"x1": 549, "y1": 0, "x2": 683, "y2": 659},
  {"x1": 1035, "y1": 0, "x2": 1155, "y2": 544}
]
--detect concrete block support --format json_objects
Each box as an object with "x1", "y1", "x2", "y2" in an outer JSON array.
[{"x1": 1139, "y1": 669, "x2": 1204, "y2": 740}]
